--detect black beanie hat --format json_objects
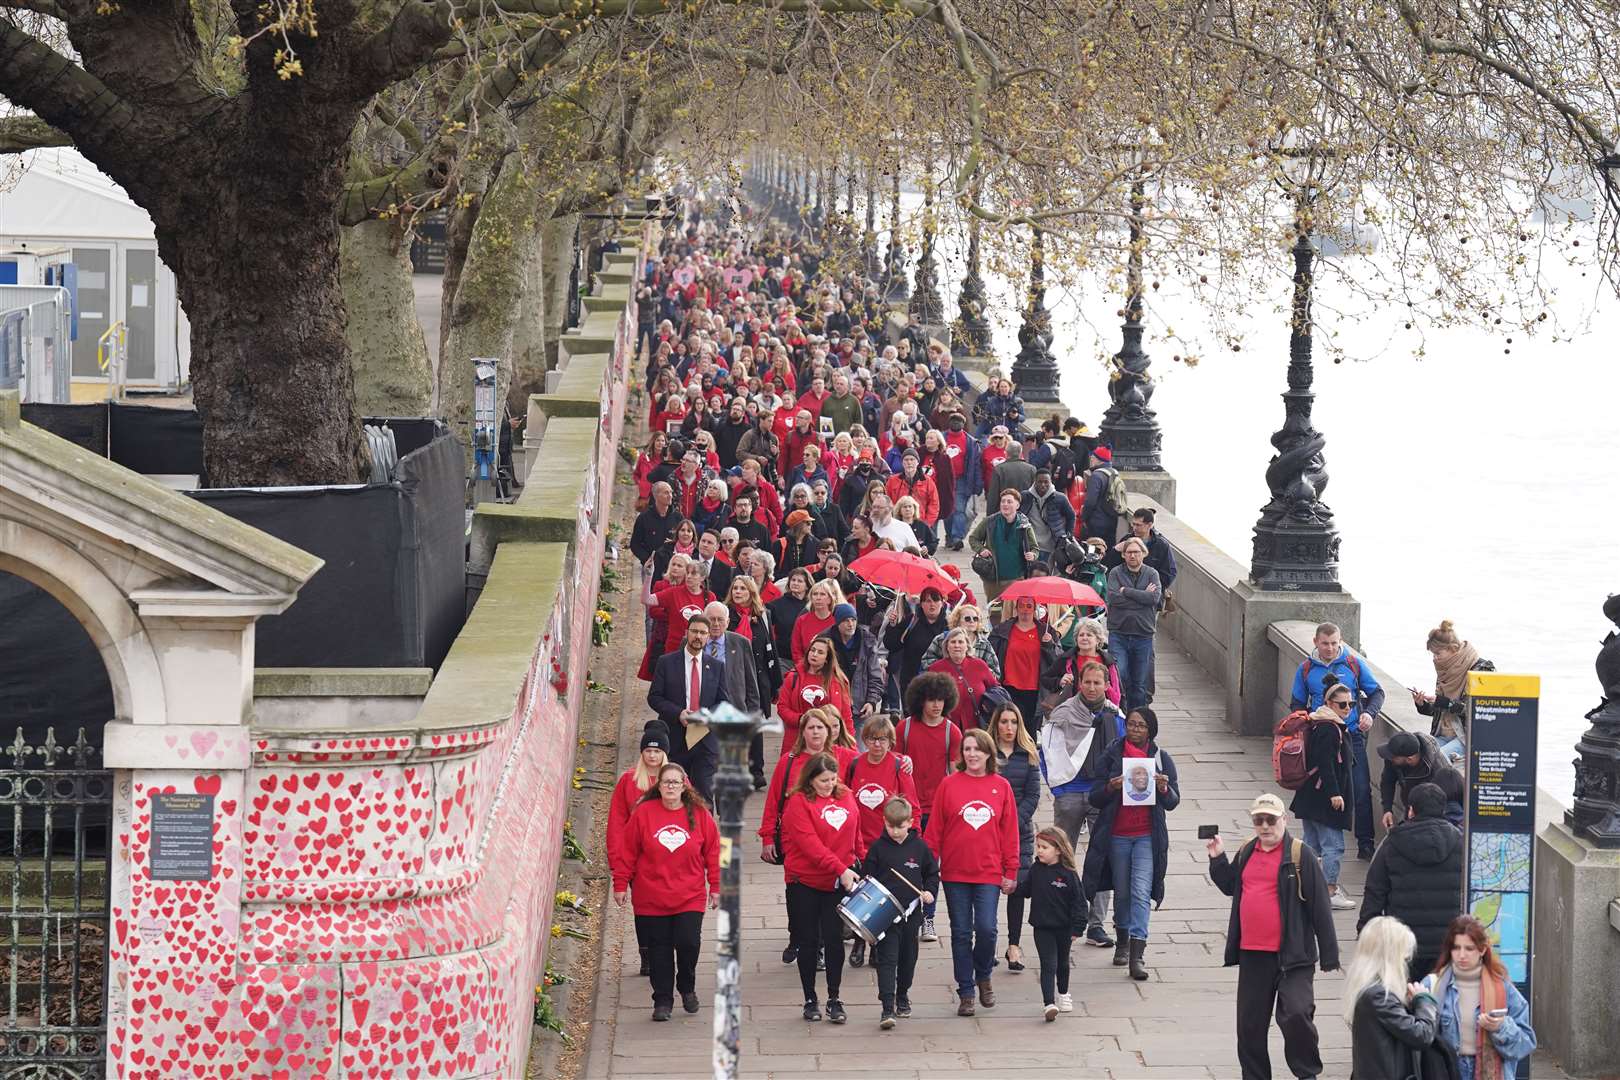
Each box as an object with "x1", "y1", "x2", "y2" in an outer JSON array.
[{"x1": 640, "y1": 721, "x2": 671, "y2": 752}]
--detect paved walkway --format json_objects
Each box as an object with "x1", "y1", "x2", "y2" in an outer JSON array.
[{"x1": 586, "y1": 540, "x2": 1571, "y2": 1079}]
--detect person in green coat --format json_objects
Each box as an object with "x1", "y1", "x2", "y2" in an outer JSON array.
[{"x1": 968, "y1": 489, "x2": 1038, "y2": 609}]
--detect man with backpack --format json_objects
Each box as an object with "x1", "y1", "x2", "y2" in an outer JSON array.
[
  {"x1": 1020, "y1": 470, "x2": 1077, "y2": 570},
  {"x1": 1208, "y1": 793, "x2": 1340, "y2": 1080},
  {"x1": 1281, "y1": 682, "x2": 1358, "y2": 910},
  {"x1": 1080, "y1": 446, "x2": 1127, "y2": 543},
  {"x1": 1289, "y1": 622, "x2": 1385, "y2": 860}
]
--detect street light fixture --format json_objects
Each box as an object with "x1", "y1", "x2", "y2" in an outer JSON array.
[
  {"x1": 1010, "y1": 226, "x2": 1061, "y2": 403},
  {"x1": 1098, "y1": 158, "x2": 1164, "y2": 471},
  {"x1": 1248, "y1": 133, "x2": 1344, "y2": 591}
]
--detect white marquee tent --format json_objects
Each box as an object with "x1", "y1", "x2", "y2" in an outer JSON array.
[{"x1": 0, "y1": 148, "x2": 189, "y2": 392}]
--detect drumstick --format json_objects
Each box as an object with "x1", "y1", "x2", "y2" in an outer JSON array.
[{"x1": 887, "y1": 868, "x2": 924, "y2": 899}]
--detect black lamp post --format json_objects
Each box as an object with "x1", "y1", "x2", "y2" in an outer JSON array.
[
  {"x1": 1098, "y1": 179, "x2": 1164, "y2": 470},
  {"x1": 1010, "y1": 227, "x2": 1061, "y2": 403},
  {"x1": 704, "y1": 702, "x2": 772, "y2": 1078},
  {"x1": 909, "y1": 177, "x2": 944, "y2": 324},
  {"x1": 884, "y1": 169, "x2": 909, "y2": 302},
  {"x1": 1249, "y1": 155, "x2": 1342, "y2": 592},
  {"x1": 1570, "y1": 593, "x2": 1620, "y2": 846},
  {"x1": 864, "y1": 173, "x2": 882, "y2": 279},
  {"x1": 953, "y1": 213, "x2": 992, "y2": 357}
]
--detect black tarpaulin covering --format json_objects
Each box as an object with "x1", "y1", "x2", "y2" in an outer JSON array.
[{"x1": 0, "y1": 570, "x2": 114, "y2": 751}]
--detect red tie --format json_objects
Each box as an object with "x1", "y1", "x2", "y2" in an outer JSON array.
[{"x1": 689, "y1": 656, "x2": 701, "y2": 712}]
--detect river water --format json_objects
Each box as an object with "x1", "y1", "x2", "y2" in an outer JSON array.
[{"x1": 874, "y1": 199, "x2": 1620, "y2": 803}]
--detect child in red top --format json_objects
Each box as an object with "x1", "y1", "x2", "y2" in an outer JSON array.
[
  {"x1": 842, "y1": 716, "x2": 920, "y2": 858},
  {"x1": 778, "y1": 752, "x2": 860, "y2": 1021}
]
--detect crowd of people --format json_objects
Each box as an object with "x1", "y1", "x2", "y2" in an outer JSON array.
[{"x1": 604, "y1": 206, "x2": 1534, "y2": 1078}]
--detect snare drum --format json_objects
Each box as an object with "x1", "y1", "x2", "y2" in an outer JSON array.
[{"x1": 837, "y1": 876, "x2": 908, "y2": 945}]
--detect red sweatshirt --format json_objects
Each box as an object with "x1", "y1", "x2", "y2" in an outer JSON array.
[
  {"x1": 844, "y1": 752, "x2": 920, "y2": 857},
  {"x1": 924, "y1": 771, "x2": 1020, "y2": 885},
  {"x1": 606, "y1": 769, "x2": 652, "y2": 881},
  {"x1": 781, "y1": 790, "x2": 859, "y2": 890},
  {"x1": 790, "y1": 611, "x2": 836, "y2": 666},
  {"x1": 896, "y1": 715, "x2": 963, "y2": 817},
  {"x1": 758, "y1": 746, "x2": 859, "y2": 846},
  {"x1": 774, "y1": 666, "x2": 853, "y2": 750},
  {"x1": 613, "y1": 800, "x2": 721, "y2": 915}
]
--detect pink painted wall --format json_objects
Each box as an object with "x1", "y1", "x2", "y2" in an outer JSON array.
[{"x1": 105, "y1": 230, "x2": 643, "y2": 1080}]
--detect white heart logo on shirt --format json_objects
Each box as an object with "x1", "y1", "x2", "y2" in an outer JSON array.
[
  {"x1": 656, "y1": 825, "x2": 690, "y2": 852},
  {"x1": 801, "y1": 685, "x2": 826, "y2": 705},
  {"x1": 945, "y1": 444, "x2": 961, "y2": 458},
  {"x1": 681, "y1": 605, "x2": 706, "y2": 623},
  {"x1": 960, "y1": 801, "x2": 994, "y2": 830},
  {"x1": 857, "y1": 784, "x2": 888, "y2": 810},
  {"x1": 821, "y1": 805, "x2": 850, "y2": 830}
]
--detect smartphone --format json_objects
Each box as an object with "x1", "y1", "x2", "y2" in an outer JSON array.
[
  {"x1": 1486, "y1": 1008, "x2": 1508, "y2": 1018},
  {"x1": 1197, "y1": 825, "x2": 1219, "y2": 840}
]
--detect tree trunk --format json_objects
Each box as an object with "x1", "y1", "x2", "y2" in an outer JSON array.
[
  {"x1": 507, "y1": 200, "x2": 554, "y2": 417},
  {"x1": 437, "y1": 147, "x2": 536, "y2": 465},
  {"x1": 341, "y1": 218, "x2": 432, "y2": 417},
  {"x1": 540, "y1": 211, "x2": 579, "y2": 373}
]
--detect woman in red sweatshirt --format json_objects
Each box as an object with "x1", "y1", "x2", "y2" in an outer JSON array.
[
  {"x1": 613, "y1": 763, "x2": 720, "y2": 1022},
  {"x1": 779, "y1": 752, "x2": 860, "y2": 1024},
  {"x1": 789, "y1": 579, "x2": 844, "y2": 665},
  {"x1": 775, "y1": 637, "x2": 853, "y2": 749},
  {"x1": 924, "y1": 728, "x2": 1020, "y2": 1018},
  {"x1": 607, "y1": 722, "x2": 672, "y2": 978}
]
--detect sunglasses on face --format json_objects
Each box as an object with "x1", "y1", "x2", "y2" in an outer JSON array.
[
  {"x1": 1328, "y1": 699, "x2": 1352, "y2": 710},
  {"x1": 1252, "y1": 815, "x2": 1279, "y2": 827}
]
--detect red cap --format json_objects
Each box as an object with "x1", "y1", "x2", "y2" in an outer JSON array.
[{"x1": 1093, "y1": 446, "x2": 1113, "y2": 463}]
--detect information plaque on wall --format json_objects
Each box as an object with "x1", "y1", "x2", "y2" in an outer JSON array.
[
  {"x1": 1465, "y1": 672, "x2": 1538, "y2": 999},
  {"x1": 150, "y1": 792, "x2": 215, "y2": 881}
]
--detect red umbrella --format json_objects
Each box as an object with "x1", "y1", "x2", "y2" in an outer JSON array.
[
  {"x1": 848, "y1": 550, "x2": 955, "y2": 596},
  {"x1": 996, "y1": 576, "x2": 1105, "y2": 609}
]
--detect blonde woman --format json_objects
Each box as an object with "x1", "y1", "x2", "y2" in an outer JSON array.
[
  {"x1": 608, "y1": 721, "x2": 674, "y2": 978},
  {"x1": 892, "y1": 494, "x2": 936, "y2": 556},
  {"x1": 790, "y1": 578, "x2": 847, "y2": 665},
  {"x1": 920, "y1": 604, "x2": 1002, "y2": 678},
  {"x1": 1346, "y1": 917, "x2": 1440, "y2": 1079}
]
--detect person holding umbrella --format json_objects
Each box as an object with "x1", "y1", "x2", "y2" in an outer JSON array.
[{"x1": 968, "y1": 489, "x2": 1038, "y2": 608}]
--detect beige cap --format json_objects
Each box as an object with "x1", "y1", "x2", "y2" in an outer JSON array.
[{"x1": 1249, "y1": 793, "x2": 1286, "y2": 817}]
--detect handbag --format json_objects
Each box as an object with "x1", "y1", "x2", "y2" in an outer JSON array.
[{"x1": 971, "y1": 550, "x2": 996, "y2": 580}]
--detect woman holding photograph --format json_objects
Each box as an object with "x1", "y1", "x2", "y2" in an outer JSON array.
[{"x1": 1081, "y1": 707, "x2": 1179, "y2": 981}]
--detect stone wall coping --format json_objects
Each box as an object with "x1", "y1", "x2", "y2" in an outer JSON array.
[
  {"x1": 525, "y1": 393, "x2": 600, "y2": 420},
  {"x1": 254, "y1": 667, "x2": 433, "y2": 698}
]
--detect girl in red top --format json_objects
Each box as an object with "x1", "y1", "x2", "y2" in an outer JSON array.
[
  {"x1": 607, "y1": 722, "x2": 672, "y2": 977},
  {"x1": 776, "y1": 638, "x2": 854, "y2": 750},
  {"x1": 613, "y1": 763, "x2": 721, "y2": 1021},
  {"x1": 924, "y1": 728, "x2": 1021, "y2": 1016},
  {"x1": 638, "y1": 557, "x2": 714, "y2": 681},
  {"x1": 790, "y1": 579, "x2": 844, "y2": 665},
  {"x1": 843, "y1": 715, "x2": 920, "y2": 858},
  {"x1": 929, "y1": 628, "x2": 1000, "y2": 732},
  {"x1": 779, "y1": 753, "x2": 860, "y2": 1023}
]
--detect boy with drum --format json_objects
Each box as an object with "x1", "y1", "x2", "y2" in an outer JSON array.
[{"x1": 857, "y1": 796, "x2": 939, "y2": 1029}]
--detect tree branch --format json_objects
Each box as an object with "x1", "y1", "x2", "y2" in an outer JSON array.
[
  {"x1": 0, "y1": 22, "x2": 139, "y2": 158},
  {"x1": 351, "y1": 0, "x2": 455, "y2": 100},
  {"x1": 0, "y1": 112, "x2": 71, "y2": 152}
]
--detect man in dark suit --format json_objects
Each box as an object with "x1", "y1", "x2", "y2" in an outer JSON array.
[
  {"x1": 648, "y1": 614, "x2": 730, "y2": 799},
  {"x1": 702, "y1": 601, "x2": 766, "y2": 788}
]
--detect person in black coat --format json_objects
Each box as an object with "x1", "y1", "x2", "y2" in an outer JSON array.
[
  {"x1": 631, "y1": 484, "x2": 681, "y2": 565},
  {"x1": 1207, "y1": 795, "x2": 1340, "y2": 1080},
  {"x1": 1356, "y1": 783, "x2": 1463, "y2": 979},
  {"x1": 1346, "y1": 916, "x2": 1441, "y2": 1080},
  {"x1": 881, "y1": 588, "x2": 950, "y2": 694},
  {"x1": 1014, "y1": 828, "x2": 1089, "y2": 1019},
  {"x1": 1289, "y1": 687, "x2": 1356, "y2": 910},
  {"x1": 1080, "y1": 707, "x2": 1180, "y2": 979},
  {"x1": 987, "y1": 704, "x2": 1043, "y2": 974},
  {"x1": 767, "y1": 568, "x2": 812, "y2": 670},
  {"x1": 646, "y1": 616, "x2": 731, "y2": 800}
]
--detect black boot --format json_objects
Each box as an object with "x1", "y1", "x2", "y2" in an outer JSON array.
[
  {"x1": 1129, "y1": 938, "x2": 1149, "y2": 981},
  {"x1": 849, "y1": 939, "x2": 866, "y2": 967},
  {"x1": 1112, "y1": 937, "x2": 1129, "y2": 967}
]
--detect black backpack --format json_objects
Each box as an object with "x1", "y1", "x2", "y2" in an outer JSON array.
[{"x1": 1406, "y1": 1038, "x2": 1462, "y2": 1080}]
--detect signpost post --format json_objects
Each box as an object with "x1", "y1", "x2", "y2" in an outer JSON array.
[
  {"x1": 471, "y1": 358, "x2": 498, "y2": 507},
  {"x1": 1465, "y1": 672, "x2": 1539, "y2": 1017}
]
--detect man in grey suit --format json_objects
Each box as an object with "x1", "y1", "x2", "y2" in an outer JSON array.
[{"x1": 704, "y1": 602, "x2": 763, "y2": 718}]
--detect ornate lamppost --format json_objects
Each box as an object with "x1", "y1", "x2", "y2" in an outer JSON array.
[
  {"x1": 953, "y1": 212, "x2": 992, "y2": 357},
  {"x1": 704, "y1": 702, "x2": 773, "y2": 1079},
  {"x1": 1570, "y1": 593, "x2": 1620, "y2": 845},
  {"x1": 1249, "y1": 146, "x2": 1342, "y2": 591},
  {"x1": 884, "y1": 169, "x2": 909, "y2": 302},
  {"x1": 909, "y1": 175, "x2": 944, "y2": 324},
  {"x1": 1097, "y1": 178, "x2": 1164, "y2": 470},
  {"x1": 1009, "y1": 226, "x2": 1060, "y2": 402}
]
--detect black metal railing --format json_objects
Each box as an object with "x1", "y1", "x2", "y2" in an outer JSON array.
[{"x1": 1, "y1": 726, "x2": 111, "y2": 1078}]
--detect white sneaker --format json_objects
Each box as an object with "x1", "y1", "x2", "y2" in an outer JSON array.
[
  {"x1": 921, "y1": 916, "x2": 938, "y2": 943},
  {"x1": 1043, "y1": 1003, "x2": 1058, "y2": 1022},
  {"x1": 1330, "y1": 891, "x2": 1356, "y2": 910},
  {"x1": 1056, "y1": 993, "x2": 1074, "y2": 1013}
]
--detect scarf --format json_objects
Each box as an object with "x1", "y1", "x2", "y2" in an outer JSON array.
[
  {"x1": 1039, "y1": 696, "x2": 1099, "y2": 787},
  {"x1": 1435, "y1": 641, "x2": 1481, "y2": 701}
]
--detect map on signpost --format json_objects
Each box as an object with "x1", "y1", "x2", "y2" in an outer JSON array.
[{"x1": 1468, "y1": 832, "x2": 1532, "y2": 982}]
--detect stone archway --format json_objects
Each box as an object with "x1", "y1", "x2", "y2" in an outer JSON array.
[{"x1": 0, "y1": 391, "x2": 320, "y2": 1078}]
